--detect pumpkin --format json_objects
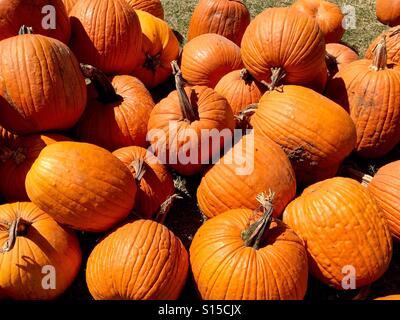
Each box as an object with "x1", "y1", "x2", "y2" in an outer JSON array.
[
  {"x1": 147, "y1": 62, "x2": 235, "y2": 176},
  {"x1": 69, "y1": 0, "x2": 142, "y2": 74},
  {"x1": 62, "y1": 0, "x2": 78, "y2": 14},
  {"x1": 291, "y1": 0, "x2": 345, "y2": 43},
  {"x1": 283, "y1": 177, "x2": 392, "y2": 290},
  {"x1": 126, "y1": 0, "x2": 164, "y2": 19},
  {"x1": 0, "y1": 202, "x2": 81, "y2": 300},
  {"x1": 181, "y1": 33, "x2": 243, "y2": 88},
  {"x1": 326, "y1": 37, "x2": 400, "y2": 158},
  {"x1": 113, "y1": 146, "x2": 175, "y2": 219},
  {"x1": 250, "y1": 85, "x2": 356, "y2": 186},
  {"x1": 132, "y1": 10, "x2": 180, "y2": 88},
  {"x1": 241, "y1": 7, "x2": 326, "y2": 90},
  {"x1": 376, "y1": 0, "x2": 400, "y2": 27},
  {"x1": 0, "y1": 126, "x2": 17, "y2": 146},
  {"x1": 190, "y1": 193, "x2": 308, "y2": 300},
  {"x1": 0, "y1": 0, "x2": 70, "y2": 44},
  {"x1": 187, "y1": 0, "x2": 250, "y2": 46},
  {"x1": 25, "y1": 141, "x2": 137, "y2": 232},
  {"x1": 326, "y1": 43, "x2": 359, "y2": 77},
  {"x1": 375, "y1": 295, "x2": 400, "y2": 300},
  {"x1": 86, "y1": 219, "x2": 188, "y2": 300},
  {"x1": 197, "y1": 133, "x2": 296, "y2": 219},
  {"x1": 365, "y1": 25, "x2": 400, "y2": 64},
  {"x1": 0, "y1": 30, "x2": 87, "y2": 135},
  {"x1": 0, "y1": 134, "x2": 71, "y2": 202},
  {"x1": 75, "y1": 65, "x2": 154, "y2": 151}
]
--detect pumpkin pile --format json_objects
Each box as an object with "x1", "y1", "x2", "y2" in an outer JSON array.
[{"x1": 0, "y1": 0, "x2": 400, "y2": 301}]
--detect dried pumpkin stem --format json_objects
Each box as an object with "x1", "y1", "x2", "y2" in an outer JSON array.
[
  {"x1": 143, "y1": 53, "x2": 161, "y2": 72},
  {"x1": 371, "y1": 36, "x2": 387, "y2": 71},
  {"x1": 130, "y1": 158, "x2": 147, "y2": 182},
  {"x1": 18, "y1": 25, "x2": 33, "y2": 35},
  {"x1": 0, "y1": 218, "x2": 29, "y2": 253},
  {"x1": 234, "y1": 103, "x2": 259, "y2": 130},
  {"x1": 0, "y1": 145, "x2": 26, "y2": 165},
  {"x1": 155, "y1": 194, "x2": 182, "y2": 224},
  {"x1": 262, "y1": 67, "x2": 286, "y2": 91},
  {"x1": 343, "y1": 167, "x2": 373, "y2": 187}
]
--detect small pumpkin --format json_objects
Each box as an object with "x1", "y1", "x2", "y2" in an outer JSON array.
[
  {"x1": 365, "y1": 25, "x2": 400, "y2": 64},
  {"x1": 62, "y1": 0, "x2": 78, "y2": 14},
  {"x1": 75, "y1": 64, "x2": 154, "y2": 151},
  {"x1": 86, "y1": 219, "x2": 188, "y2": 300},
  {"x1": 181, "y1": 33, "x2": 243, "y2": 88},
  {"x1": 25, "y1": 141, "x2": 137, "y2": 232},
  {"x1": 283, "y1": 177, "x2": 392, "y2": 290},
  {"x1": 376, "y1": 0, "x2": 400, "y2": 27},
  {"x1": 190, "y1": 193, "x2": 308, "y2": 300},
  {"x1": 69, "y1": 0, "x2": 142, "y2": 74},
  {"x1": 132, "y1": 10, "x2": 180, "y2": 88},
  {"x1": 0, "y1": 202, "x2": 81, "y2": 300},
  {"x1": 326, "y1": 43, "x2": 359, "y2": 77},
  {"x1": 126, "y1": 0, "x2": 164, "y2": 19},
  {"x1": 187, "y1": 0, "x2": 250, "y2": 46}
]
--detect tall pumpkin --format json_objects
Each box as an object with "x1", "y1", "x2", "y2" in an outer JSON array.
[
  {"x1": 365, "y1": 25, "x2": 400, "y2": 64},
  {"x1": 376, "y1": 0, "x2": 400, "y2": 27},
  {"x1": 25, "y1": 141, "x2": 137, "y2": 232},
  {"x1": 187, "y1": 0, "x2": 250, "y2": 46},
  {"x1": 283, "y1": 177, "x2": 392, "y2": 290},
  {"x1": 326, "y1": 43, "x2": 359, "y2": 77},
  {"x1": 0, "y1": 31, "x2": 87, "y2": 135},
  {"x1": 251, "y1": 85, "x2": 357, "y2": 186},
  {"x1": 86, "y1": 219, "x2": 188, "y2": 300},
  {"x1": 69, "y1": 0, "x2": 142, "y2": 74},
  {"x1": 0, "y1": 202, "x2": 81, "y2": 300},
  {"x1": 126, "y1": 0, "x2": 164, "y2": 19},
  {"x1": 326, "y1": 37, "x2": 400, "y2": 158},
  {"x1": 75, "y1": 65, "x2": 154, "y2": 151}
]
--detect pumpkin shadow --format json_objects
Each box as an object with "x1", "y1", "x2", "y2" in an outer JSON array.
[{"x1": 325, "y1": 77, "x2": 350, "y2": 113}]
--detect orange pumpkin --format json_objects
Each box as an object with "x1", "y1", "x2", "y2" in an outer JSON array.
[
  {"x1": 62, "y1": 0, "x2": 78, "y2": 14},
  {"x1": 0, "y1": 202, "x2": 81, "y2": 300},
  {"x1": 375, "y1": 295, "x2": 400, "y2": 300},
  {"x1": 365, "y1": 25, "x2": 400, "y2": 64},
  {"x1": 86, "y1": 219, "x2": 188, "y2": 300},
  {"x1": 126, "y1": 0, "x2": 164, "y2": 19},
  {"x1": 283, "y1": 177, "x2": 392, "y2": 290},
  {"x1": 25, "y1": 141, "x2": 137, "y2": 232},
  {"x1": 326, "y1": 43, "x2": 359, "y2": 77},
  {"x1": 376, "y1": 0, "x2": 400, "y2": 27}
]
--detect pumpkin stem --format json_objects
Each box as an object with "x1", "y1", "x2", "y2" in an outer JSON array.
[
  {"x1": 0, "y1": 145, "x2": 26, "y2": 165},
  {"x1": 171, "y1": 60, "x2": 197, "y2": 123},
  {"x1": 18, "y1": 25, "x2": 33, "y2": 35},
  {"x1": 342, "y1": 166, "x2": 373, "y2": 187},
  {"x1": 262, "y1": 67, "x2": 286, "y2": 91},
  {"x1": 80, "y1": 64, "x2": 122, "y2": 104},
  {"x1": 143, "y1": 53, "x2": 162, "y2": 72},
  {"x1": 0, "y1": 218, "x2": 30, "y2": 254},
  {"x1": 130, "y1": 158, "x2": 147, "y2": 182},
  {"x1": 371, "y1": 36, "x2": 387, "y2": 71},
  {"x1": 155, "y1": 194, "x2": 182, "y2": 224},
  {"x1": 241, "y1": 191, "x2": 275, "y2": 250},
  {"x1": 234, "y1": 103, "x2": 259, "y2": 130}
]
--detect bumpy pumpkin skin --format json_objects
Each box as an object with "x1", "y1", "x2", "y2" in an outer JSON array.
[
  {"x1": 197, "y1": 134, "x2": 297, "y2": 219},
  {"x1": 376, "y1": 0, "x2": 400, "y2": 27},
  {"x1": 368, "y1": 161, "x2": 400, "y2": 240},
  {"x1": 326, "y1": 43, "x2": 359, "y2": 77},
  {"x1": 86, "y1": 219, "x2": 189, "y2": 300},
  {"x1": 25, "y1": 142, "x2": 137, "y2": 232},
  {"x1": 0, "y1": 134, "x2": 71, "y2": 202},
  {"x1": 181, "y1": 34, "x2": 243, "y2": 88},
  {"x1": 187, "y1": 0, "x2": 250, "y2": 46},
  {"x1": 251, "y1": 85, "x2": 357, "y2": 186},
  {"x1": 0, "y1": 202, "x2": 81, "y2": 300},
  {"x1": 75, "y1": 75, "x2": 154, "y2": 151},
  {"x1": 70, "y1": 0, "x2": 142, "y2": 74},
  {"x1": 365, "y1": 26, "x2": 400, "y2": 63},
  {"x1": 0, "y1": 34, "x2": 87, "y2": 135},
  {"x1": 62, "y1": 0, "x2": 78, "y2": 14},
  {"x1": 190, "y1": 209, "x2": 308, "y2": 300},
  {"x1": 283, "y1": 177, "x2": 393, "y2": 290},
  {"x1": 113, "y1": 146, "x2": 175, "y2": 219},
  {"x1": 126, "y1": 0, "x2": 164, "y2": 19},
  {"x1": 132, "y1": 10, "x2": 180, "y2": 88},
  {"x1": 0, "y1": 0, "x2": 70, "y2": 44}
]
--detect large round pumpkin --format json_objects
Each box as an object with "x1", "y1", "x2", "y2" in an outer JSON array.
[
  {"x1": 69, "y1": 0, "x2": 142, "y2": 74},
  {"x1": 376, "y1": 0, "x2": 400, "y2": 27},
  {"x1": 0, "y1": 32, "x2": 87, "y2": 135},
  {"x1": 326, "y1": 43, "x2": 359, "y2": 77},
  {"x1": 25, "y1": 141, "x2": 137, "y2": 232},
  {"x1": 181, "y1": 33, "x2": 243, "y2": 88},
  {"x1": 283, "y1": 177, "x2": 392, "y2": 290},
  {"x1": 62, "y1": 0, "x2": 78, "y2": 14},
  {"x1": 113, "y1": 146, "x2": 175, "y2": 219},
  {"x1": 86, "y1": 219, "x2": 188, "y2": 300},
  {"x1": 187, "y1": 0, "x2": 250, "y2": 46},
  {"x1": 251, "y1": 85, "x2": 357, "y2": 186},
  {"x1": 75, "y1": 65, "x2": 154, "y2": 151},
  {"x1": 0, "y1": 202, "x2": 81, "y2": 300},
  {"x1": 365, "y1": 25, "x2": 400, "y2": 64},
  {"x1": 126, "y1": 0, "x2": 164, "y2": 19}
]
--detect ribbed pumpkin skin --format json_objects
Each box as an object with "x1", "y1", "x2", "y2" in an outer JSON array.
[
  {"x1": 251, "y1": 86, "x2": 357, "y2": 186},
  {"x1": 132, "y1": 10, "x2": 179, "y2": 88},
  {"x1": 25, "y1": 142, "x2": 137, "y2": 232},
  {"x1": 0, "y1": 134, "x2": 71, "y2": 202},
  {"x1": 375, "y1": 295, "x2": 400, "y2": 300},
  {"x1": 62, "y1": 0, "x2": 78, "y2": 14},
  {"x1": 326, "y1": 43, "x2": 359, "y2": 76},
  {"x1": 147, "y1": 86, "x2": 235, "y2": 176},
  {"x1": 326, "y1": 59, "x2": 400, "y2": 158},
  {"x1": 190, "y1": 209, "x2": 308, "y2": 300},
  {"x1": 70, "y1": 0, "x2": 142, "y2": 74},
  {"x1": 75, "y1": 75, "x2": 154, "y2": 151},
  {"x1": 0, "y1": 202, "x2": 81, "y2": 300},
  {"x1": 0, "y1": 0, "x2": 70, "y2": 44},
  {"x1": 197, "y1": 134, "x2": 296, "y2": 219},
  {"x1": 365, "y1": 26, "x2": 400, "y2": 63},
  {"x1": 292, "y1": 0, "x2": 345, "y2": 43},
  {"x1": 376, "y1": 0, "x2": 400, "y2": 27},
  {"x1": 241, "y1": 7, "x2": 326, "y2": 89},
  {"x1": 113, "y1": 146, "x2": 175, "y2": 219},
  {"x1": 181, "y1": 34, "x2": 243, "y2": 88},
  {"x1": 187, "y1": 0, "x2": 250, "y2": 46},
  {"x1": 86, "y1": 219, "x2": 189, "y2": 300},
  {"x1": 126, "y1": 0, "x2": 164, "y2": 19},
  {"x1": 368, "y1": 161, "x2": 400, "y2": 240},
  {"x1": 0, "y1": 34, "x2": 87, "y2": 135},
  {"x1": 283, "y1": 177, "x2": 393, "y2": 290}
]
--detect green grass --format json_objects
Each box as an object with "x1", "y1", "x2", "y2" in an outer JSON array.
[{"x1": 161, "y1": 0, "x2": 387, "y2": 55}]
